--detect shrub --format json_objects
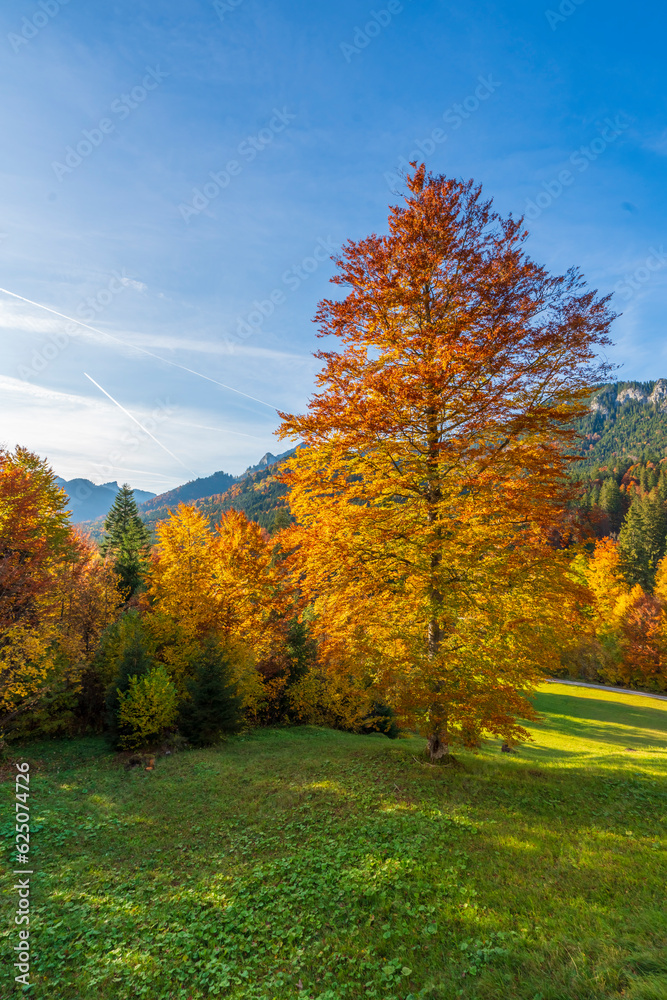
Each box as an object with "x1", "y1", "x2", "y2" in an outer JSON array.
[
  {"x1": 178, "y1": 641, "x2": 243, "y2": 746},
  {"x1": 117, "y1": 666, "x2": 178, "y2": 750},
  {"x1": 105, "y1": 627, "x2": 155, "y2": 748},
  {"x1": 359, "y1": 701, "x2": 400, "y2": 739}
]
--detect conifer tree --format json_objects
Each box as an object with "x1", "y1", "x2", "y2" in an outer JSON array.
[
  {"x1": 659, "y1": 469, "x2": 667, "y2": 504},
  {"x1": 618, "y1": 496, "x2": 650, "y2": 590},
  {"x1": 104, "y1": 623, "x2": 155, "y2": 748},
  {"x1": 177, "y1": 641, "x2": 243, "y2": 746},
  {"x1": 100, "y1": 485, "x2": 152, "y2": 598},
  {"x1": 641, "y1": 493, "x2": 667, "y2": 587},
  {"x1": 599, "y1": 476, "x2": 623, "y2": 534}
]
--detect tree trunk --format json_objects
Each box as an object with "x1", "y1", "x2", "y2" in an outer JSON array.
[
  {"x1": 427, "y1": 732, "x2": 449, "y2": 761},
  {"x1": 425, "y1": 403, "x2": 449, "y2": 763}
]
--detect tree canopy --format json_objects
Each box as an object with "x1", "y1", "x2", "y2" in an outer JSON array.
[{"x1": 279, "y1": 164, "x2": 615, "y2": 758}]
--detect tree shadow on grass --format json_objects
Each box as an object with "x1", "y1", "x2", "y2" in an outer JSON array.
[
  {"x1": 532, "y1": 691, "x2": 667, "y2": 736},
  {"x1": 526, "y1": 713, "x2": 666, "y2": 752}
]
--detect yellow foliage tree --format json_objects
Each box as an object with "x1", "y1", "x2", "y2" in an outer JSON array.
[
  {"x1": 146, "y1": 505, "x2": 294, "y2": 713},
  {"x1": 117, "y1": 665, "x2": 178, "y2": 749},
  {"x1": 583, "y1": 537, "x2": 629, "y2": 630},
  {"x1": 0, "y1": 448, "x2": 122, "y2": 728}
]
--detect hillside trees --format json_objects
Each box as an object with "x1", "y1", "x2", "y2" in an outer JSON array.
[
  {"x1": 571, "y1": 539, "x2": 667, "y2": 692},
  {"x1": 0, "y1": 447, "x2": 122, "y2": 729},
  {"x1": 278, "y1": 164, "x2": 615, "y2": 758},
  {"x1": 145, "y1": 504, "x2": 301, "y2": 718}
]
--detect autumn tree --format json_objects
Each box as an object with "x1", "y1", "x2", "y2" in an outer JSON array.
[
  {"x1": 0, "y1": 448, "x2": 122, "y2": 730},
  {"x1": 146, "y1": 505, "x2": 296, "y2": 713},
  {"x1": 615, "y1": 588, "x2": 665, "y2": 691},
  {"x1": 147, "y1": 504, "x2": 218, "y2": 642},
  {"x1": 212, "y1": 508, "x2": 292, "y2": 658},
  {"x1": 278, "y1": 165, "x2": 615, "y2": 759},
  {"x1": 0, "y1": 446, "x2": 71, "y2": 635}
]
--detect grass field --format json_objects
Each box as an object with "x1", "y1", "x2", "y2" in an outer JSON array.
[{"x1": 2, "y1": 682, "x2": 666, "y2": 1000}]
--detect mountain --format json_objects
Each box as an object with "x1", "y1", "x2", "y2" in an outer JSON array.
[
  {"x1": 139, "y1": 448, "x2": 296, "y2": 528},
  {"x1": 139, "y1": 470, "x2": 237, "y2": 513},
  {"x1": 56, "y1": 478, "x2": 155, "y2": 523},
  {"x1": 239, "y1": 448, "x2": 297, "y2": 478},
  {"x1": 75, "y1": 447, "x2": 298, "y2": 540},
  {"x1": 574, "y1": 379, "x2": 667, "y2": 473},
  {"x1": 138, "y1": 447, "x2": 296, "y2": 514},
  {"x1": 141, "y1": 463, "x2": 290, "y2": 536}
]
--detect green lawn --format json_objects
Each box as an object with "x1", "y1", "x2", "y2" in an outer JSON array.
[{"x1": 2, "y1": 683, "x2": 666, "y2": 1000}]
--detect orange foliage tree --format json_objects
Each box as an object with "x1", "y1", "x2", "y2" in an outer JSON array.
[
  {"x1": 0, "y1": 447, "x2": 121, "y2": 727},
  {"x1": 616, "y1": 588, "x2": 665, "y2": 691},
  {"x1": 278, "y1": 165, "x2": 615, "y2": 758}
]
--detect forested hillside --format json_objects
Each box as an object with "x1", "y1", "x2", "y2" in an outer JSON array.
[
  {"x1": 575, "y1": 378, "x2": 667, "y2": 471},
  {"x1": 142, "y1": 463, "x2": 290, "y2": 535},
  {"x1": 139, "y1": 469, "x2": 236, "y2": 512}
]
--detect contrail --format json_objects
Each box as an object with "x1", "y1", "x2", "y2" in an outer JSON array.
[
  {"x1": 84, "y1": 372, "x2": 195, "y2": 475},
  {"x1": 0, "y1": 286, "x2": 279, "y2": 411}
]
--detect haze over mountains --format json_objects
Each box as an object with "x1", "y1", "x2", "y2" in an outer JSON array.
[
  {"x1": 64, "y1": 448, "x2": 296, "y2": 525},
  {"x1": 55, "y1": 478, "x2": 156, "y2": 523}
]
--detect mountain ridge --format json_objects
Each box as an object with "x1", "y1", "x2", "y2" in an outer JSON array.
[{"x1": 56, "y1": 477, "x2": 155, "y2": 523}]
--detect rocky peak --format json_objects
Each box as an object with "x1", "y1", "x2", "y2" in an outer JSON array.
[
  {"x1": 616, "y1": 386, "x2": 648, "y2": 405},
  {"x1": 648, "y1": 379, "x2": 667, "y2": 407}
]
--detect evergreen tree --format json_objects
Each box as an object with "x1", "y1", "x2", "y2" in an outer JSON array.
[
  {"x1": 359, "y1": 701, "x2": 400, "y2": 739},
  {"x1": 101, "y1": 485, "x2": 152, "y2": 597},
  {"x1": 599, "y1": 476, "x2": 623, "y2": 533},
  {"x1": 104, "y1": 625, "x2": 155, "y2": 748},
  {"x1": 659, "y1": 469, "x2": 667, "y2": 503},
  {"x1": 618, "y1": 496, "x2": 651, "y2": 590},
  {"x1": 178, "y1": 642, "x2": 243, "y2": 746},
  {"x1": 269, "y1": 505, "x2": 292, "y2": 535},
  {"x1": 285, "y1": 617, "x2": 317, "y2": 684},
  {"x1": 641, "y1": 494, "x2": 667, "y2": 588}
]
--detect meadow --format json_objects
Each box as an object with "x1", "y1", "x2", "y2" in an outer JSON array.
[{"x1": 1, "y1": 683, "x2": 666, "y2": 1000}]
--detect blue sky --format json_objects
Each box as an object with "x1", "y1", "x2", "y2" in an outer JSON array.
[{"x1": 0, "y1": 0, "x2": 665, "y2": 493}]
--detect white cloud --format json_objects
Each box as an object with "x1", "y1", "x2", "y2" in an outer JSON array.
[
  {"x1": 0, "y1": 374, "x2": 280, "y2": 490},
  {"x1": 123, "y1": 278, "x2": 147, "y2": 292}
]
